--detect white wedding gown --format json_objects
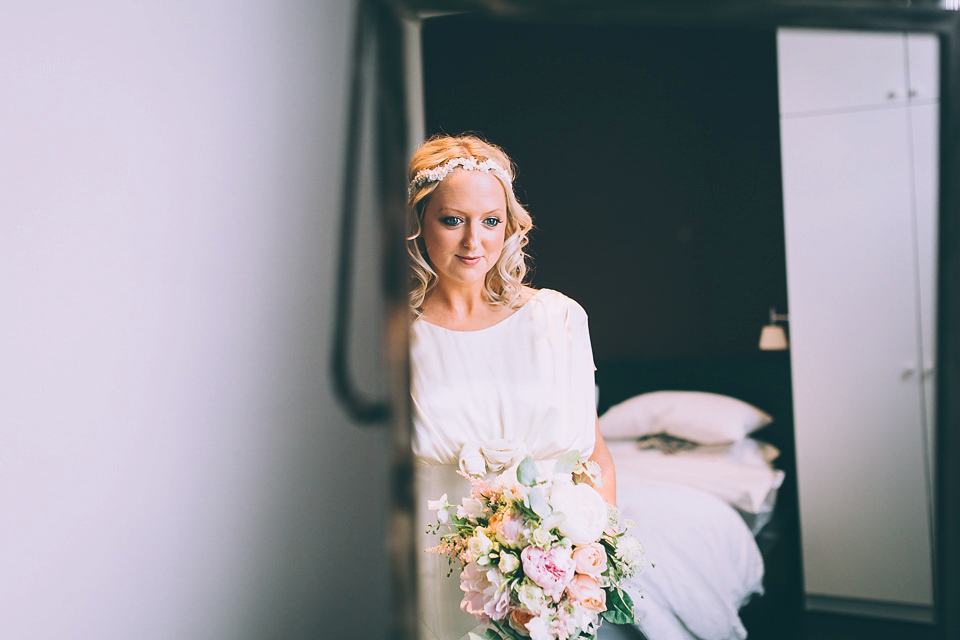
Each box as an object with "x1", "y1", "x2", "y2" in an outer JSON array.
[{"x1": 411, "y1": 289, "x2": 598, "y2": 640}]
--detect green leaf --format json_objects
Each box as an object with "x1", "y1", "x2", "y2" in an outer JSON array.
[
  {"x1": 487, "y1": 626, "x2": 505, "y2": 640},
  {"x1": 608, "y1": 586, "x2": 630, "y2": 611},
  {"x1": 554, "y1": 450, "x2": 581, "y2": 475},
  {"x1": 600, "y1": 608, "x2": 634, "y2": 625},
  {"x1": 529, "y1": 486, "x2": 552, "y2": 518},
  {"x1": 599, "y1": 587, "x2": 636, "y2": 624},
  {"x1": 516, "y1": 456, "x2": 538, "y2": 486}
]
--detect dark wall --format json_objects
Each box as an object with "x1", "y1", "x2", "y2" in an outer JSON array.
[{"x1": 422, "y1": 15, "x2": 788, "y2": 360}]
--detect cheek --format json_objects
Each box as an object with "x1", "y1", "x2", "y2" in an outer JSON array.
[
  {"x1": 421, "y1": 224, "x2": 451, "y2": 256},
  {"x1": 487, "y1": 227, "x2": 507, "y2": 251}
]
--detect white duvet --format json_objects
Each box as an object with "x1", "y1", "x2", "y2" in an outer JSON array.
[{"x1": 612, "y1": 446, "x2": 766, "y2": 640}]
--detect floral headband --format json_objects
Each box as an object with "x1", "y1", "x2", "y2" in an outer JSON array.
[{"x1": 408, "y1": 156, "x2": 512, "y2": 197}]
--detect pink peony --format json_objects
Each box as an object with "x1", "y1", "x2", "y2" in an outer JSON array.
[
  {"x1": 482, "y1": 569, "x2": 511, "y2": 621},
  {"x1": 572, "y1": 542, "x2": 608, "y2": 578},
  {"x1": 520, "y1": 545, "x2": 575, "y2": 602},
  {"x1": 566, "y1": 574, "x2": 607, "y2": 613},
  {"x1": 459, "y1": 563, "x2": 492, "y2": 621},
  {"x1": 460, "y1": 564, "x2": 510, "y2": 621}
]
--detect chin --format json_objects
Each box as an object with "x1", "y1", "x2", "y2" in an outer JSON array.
[{"x1": 439, "y1": 266, "x2": 492, "y2": 286}]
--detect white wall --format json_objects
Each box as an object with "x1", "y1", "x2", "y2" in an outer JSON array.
[{"x1": 0, "y1": 1, "x2": 390, "y2": 637}]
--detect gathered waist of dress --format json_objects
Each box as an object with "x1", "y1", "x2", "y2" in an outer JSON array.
[
  {"x1": 415, "y1": 438, "x2": 573, "y2": 477},
  {"x1": 416, "y1": 457, "x2": 562, "y2": 478}
]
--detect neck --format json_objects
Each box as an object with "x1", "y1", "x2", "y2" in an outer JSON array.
[{"x1": 426, "y1": 279, "x2": 489, "y2": 317}]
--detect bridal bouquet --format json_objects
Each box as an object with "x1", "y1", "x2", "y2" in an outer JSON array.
[{"x1": 426, "y1": 449, "x2": 643, "y2": 640}]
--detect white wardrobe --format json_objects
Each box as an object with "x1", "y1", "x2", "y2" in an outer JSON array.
[{"x1": 777, "y1": 29, "x2": 938, "y2": 622}]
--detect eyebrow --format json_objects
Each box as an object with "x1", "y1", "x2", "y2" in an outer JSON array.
[{"x1": 436, "y1": 207, "x2": 504, "y2": 215}]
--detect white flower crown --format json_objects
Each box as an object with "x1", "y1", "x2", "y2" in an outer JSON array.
[{"x1": 408, "y1": 156, "x2": 512, "y2": 197}]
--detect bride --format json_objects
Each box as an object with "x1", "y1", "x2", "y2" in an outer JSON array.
[{"x1": 408, "y1": 134, "x2": 617, "y2": 640}]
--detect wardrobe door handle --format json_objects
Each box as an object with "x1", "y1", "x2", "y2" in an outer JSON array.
[{"x1": 331, "y1": 0, "x2": 390, "y2": 425}]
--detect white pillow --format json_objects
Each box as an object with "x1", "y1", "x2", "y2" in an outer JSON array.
[{"x1": 598, "y1": 391, "x2": 773, "y2": 445}]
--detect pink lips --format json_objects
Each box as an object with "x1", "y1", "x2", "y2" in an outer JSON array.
[{"x1": 457, "y1": 256, "x2": 481, "y2": 266}]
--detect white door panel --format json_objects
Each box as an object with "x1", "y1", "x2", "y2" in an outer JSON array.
[{"x1": 780, "y1": 107, "x2": 934, "y2": 606}]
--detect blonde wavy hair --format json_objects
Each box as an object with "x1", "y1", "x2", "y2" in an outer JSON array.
[{"x1": 407, "y1": 134, "x2": 533, "y2": 313}]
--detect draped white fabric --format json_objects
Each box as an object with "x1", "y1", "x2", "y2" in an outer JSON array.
[{"x1": 411, "y1": 289, "x2": 598, "y2": 639}]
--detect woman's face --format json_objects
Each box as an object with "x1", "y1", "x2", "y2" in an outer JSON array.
[{"x1": 421, "y1": 168, "x2": 508, "y2": 289}]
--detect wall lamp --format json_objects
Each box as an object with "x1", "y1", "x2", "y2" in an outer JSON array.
[{"x1": 759, "y1": 307, "x2": 789, "y2": 351}]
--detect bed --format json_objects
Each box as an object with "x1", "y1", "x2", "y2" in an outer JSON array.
[{"x1": 594, "y1": 355, "x2": 800, "y2": 640}]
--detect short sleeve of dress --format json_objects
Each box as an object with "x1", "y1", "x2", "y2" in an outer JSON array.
[
  {"x1": 564, "y1": 297, "x2": 597, "y2": 373},
  {"x1": 561, "y1": 295, "x2": 598, "y2": 456}
]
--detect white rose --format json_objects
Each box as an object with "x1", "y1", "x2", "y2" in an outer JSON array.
[
  {"x1": 459, "y1": 443, "x2": 486, "y2": 476},
  {"x1": 468, "y1": 531, "x2": 494, "y2": 559},
  {"x1": 516, "y1": 582, "x2": 547, "y2": 614},
  {"x1": 498, "y1": 552, "x2": 520, "y2": 574},
  {"x1": 531, "y1": 527, "x2": 551, "y2": 547},
  {"x1": 548, "y1": 483, "x2": 608, "y2": 545},
  {"x1": 481, "y1": 439, "x2": 527, "y2": 473}
]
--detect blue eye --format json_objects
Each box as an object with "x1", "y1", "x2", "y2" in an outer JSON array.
[
  {"x1": 483, "y1": 217, "x2": 503, "y2": 227},
  {"x1": 440, "y1": 216, "x2": 463, "y2": 227}
]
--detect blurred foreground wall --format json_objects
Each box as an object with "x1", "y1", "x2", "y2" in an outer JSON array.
[{"x1": 0, "y1": 2, "x2": 390, "y2": 637}]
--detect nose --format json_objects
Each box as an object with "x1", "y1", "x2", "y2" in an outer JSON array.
[{"x1": 461, "y1": 221, "x2": 481, "y2": 250}]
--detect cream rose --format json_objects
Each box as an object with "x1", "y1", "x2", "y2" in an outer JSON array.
[
  {"x1": 531, "y1": 527, "x2": 551, "y2": 548},
  {"x1": 566, "y1": 574, "x2": 607, "y2": 613},
  {"x1": 467, "y1": 531, "x2": 494, "y2": 562},
  {"x1": 498, "y1": 552, "x2": 520, "y2": 574},
  {"x1": 572, "y1": 542, "x2": 608, "y2": 578},
  {"x1": 516, "y1": 581, "x2": 547, "y2": 614},
  {"x1": 549, "y1": 483, "x2": 608, "y2": 545}
]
